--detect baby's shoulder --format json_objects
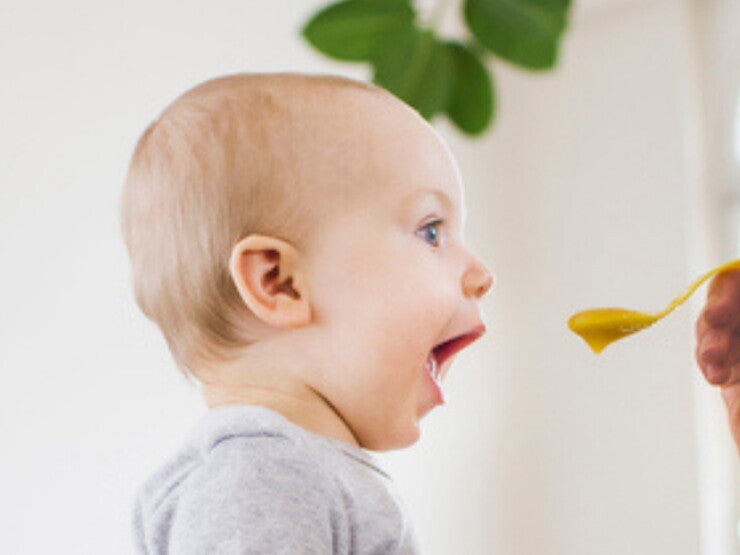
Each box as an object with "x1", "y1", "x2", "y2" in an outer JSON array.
[
  {"x1": 193, "y1": 408, "x2": 342, "y2": 494},
  {"x1": 136, "y1": 407, "x2": 343, "y2": 518},
  {"x1": 197, "y1": 429, "x2": 336, "y2": 488},
  {"x1": 137, "y1": 415, "x2": 354, "y2": 555}
]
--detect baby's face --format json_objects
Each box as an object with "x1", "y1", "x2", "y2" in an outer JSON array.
[{"x1": 300, "y1": 91, "x2": 493, "y2": 451}]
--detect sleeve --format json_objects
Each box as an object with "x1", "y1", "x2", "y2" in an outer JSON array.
[{"x1": 167, "y1": 436, "x2": 344, "y2": 555}]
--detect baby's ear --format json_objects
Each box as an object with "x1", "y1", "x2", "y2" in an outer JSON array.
[{"x1": 228, "y1": 234, "x2": 312, "y2": 329}]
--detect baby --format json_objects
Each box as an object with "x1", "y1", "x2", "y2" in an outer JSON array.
[{"x1": 122, "y1": 72, "x2": 493, "y2": 554}]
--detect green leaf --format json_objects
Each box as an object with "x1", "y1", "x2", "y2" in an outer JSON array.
[
  {"x1": 464, "y1": 0, "x2": 571, "y2": 70},
  {"x1": 371, "y1": 28, "x2": 454, "y2": 120},
  {"x1": 302, "y1": 0, "x2": 415, "y2": 61},
  {"x1": 445, "y1": 42, "x2": 495, "y2": 135}
]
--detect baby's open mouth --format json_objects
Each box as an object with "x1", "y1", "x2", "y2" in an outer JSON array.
[{"x1": 428, "y1": 324, "x2": 487, "y2": 381}]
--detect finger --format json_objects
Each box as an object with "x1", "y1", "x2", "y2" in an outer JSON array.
[
  {"x1": 717, "y1": 336, "x2": 740, "y2": 385},
  {"x1": 727, "y1": 361, "x2": 740, "y2": 387},
  {"x1": 697, "y1": 326, "x2": 730, "y2": 365},
  {"x1": 706, "y1": 268, "x2": 740, "y2": 300},
  {"x1": 705, "y1": 271, "x2": 740, "y2": 327},
  {"x1": 694, "y1": 271, "x2": 740, "y2": 385},
  {"x1": 703, "y1": 361, "x2": 732, "y2": 385},
  {"x1": 699, "y1": 330, "x2": 740, "y2": 385},
  {"x1": 695, "y1": 313, "x2": 723, "y2": 373},
  {"x1": 695, "y1": 310, "x2": 710, "y2": 338},
  {"x1": 695, "y1": 313, "x2": 716, "y2": 354},
  {"x1": 696, "y1": 325, "x2": 734, "y2": 384}
]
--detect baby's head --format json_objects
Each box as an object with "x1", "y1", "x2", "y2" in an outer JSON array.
[{"x1": 121, "y1": 73, "x2": 493, "y2": 450}]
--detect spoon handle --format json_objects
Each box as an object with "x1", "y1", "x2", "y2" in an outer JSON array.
[{"x1": 656, "y1": 258, "x2": 740, "y2": 319}]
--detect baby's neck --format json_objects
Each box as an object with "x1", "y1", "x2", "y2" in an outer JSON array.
[{"x1": 202, "y1": 380, "x2": 360, "y2": 448}]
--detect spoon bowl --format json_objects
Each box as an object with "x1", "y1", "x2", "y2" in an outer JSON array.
[{"x1": 568, "y1": 258, "x2": 740, "y2": 354}]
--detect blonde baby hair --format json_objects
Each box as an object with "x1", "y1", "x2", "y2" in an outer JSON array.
[{"x1": 120, "y1": 72, "x2": 384, "y2": 379}]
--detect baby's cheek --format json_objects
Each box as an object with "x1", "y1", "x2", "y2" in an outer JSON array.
[{"x1": 420, "y1": 285, "x2": 458, "y2": 315}]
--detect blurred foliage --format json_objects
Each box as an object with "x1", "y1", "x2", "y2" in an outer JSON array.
[{"x1": 302, "y1": 0, "x2": 572, "y2": 136}]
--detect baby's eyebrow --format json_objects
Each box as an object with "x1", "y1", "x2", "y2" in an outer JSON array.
[
  {"x1": 401, "y1": 187, "x2": 465, "y2": 225},
  {"x1": 402, "y1": 187, "x2": 454, "y2": 212}
]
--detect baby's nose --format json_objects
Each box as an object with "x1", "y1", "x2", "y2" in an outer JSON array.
[{"x1": 463, "y1": 259, "x2": 494, "y2": 299}]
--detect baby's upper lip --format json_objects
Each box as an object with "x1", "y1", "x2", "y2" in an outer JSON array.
[{"x1": 432, "y1": 324, "x2": 487, "y2": 367}]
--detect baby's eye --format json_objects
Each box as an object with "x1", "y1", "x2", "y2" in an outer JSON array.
[{"x1": 417, "y1": 219, "x2": 444, "y2": 247}]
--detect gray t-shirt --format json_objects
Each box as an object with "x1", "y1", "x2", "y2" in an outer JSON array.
[{"x1": 132, "y1": 405, "x2": 420, "y2": 554}]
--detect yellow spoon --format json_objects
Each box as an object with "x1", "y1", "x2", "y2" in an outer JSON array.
[{"x1": 568, "y1": 258, "x2": 740, "y2": 354}]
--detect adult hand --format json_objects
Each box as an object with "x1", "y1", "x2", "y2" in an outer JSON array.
[{"x1": 695, "y1": 269, "x2": 740, "y2": 453}]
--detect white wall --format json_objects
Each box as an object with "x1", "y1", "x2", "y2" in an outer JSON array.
[
  {"x1": 690, "y1": 1, "x2": 740, "y2": 553},
  {"x1": 0, "y1": 0, "x2": 729, "y2": 553},
  {"x1": 382, "y1": 1, "x2": 713, "y2": 553}
]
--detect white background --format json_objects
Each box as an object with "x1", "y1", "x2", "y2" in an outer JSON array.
[{"x1": 1, "y1": 0, "x2": 737, "y2": 553}]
